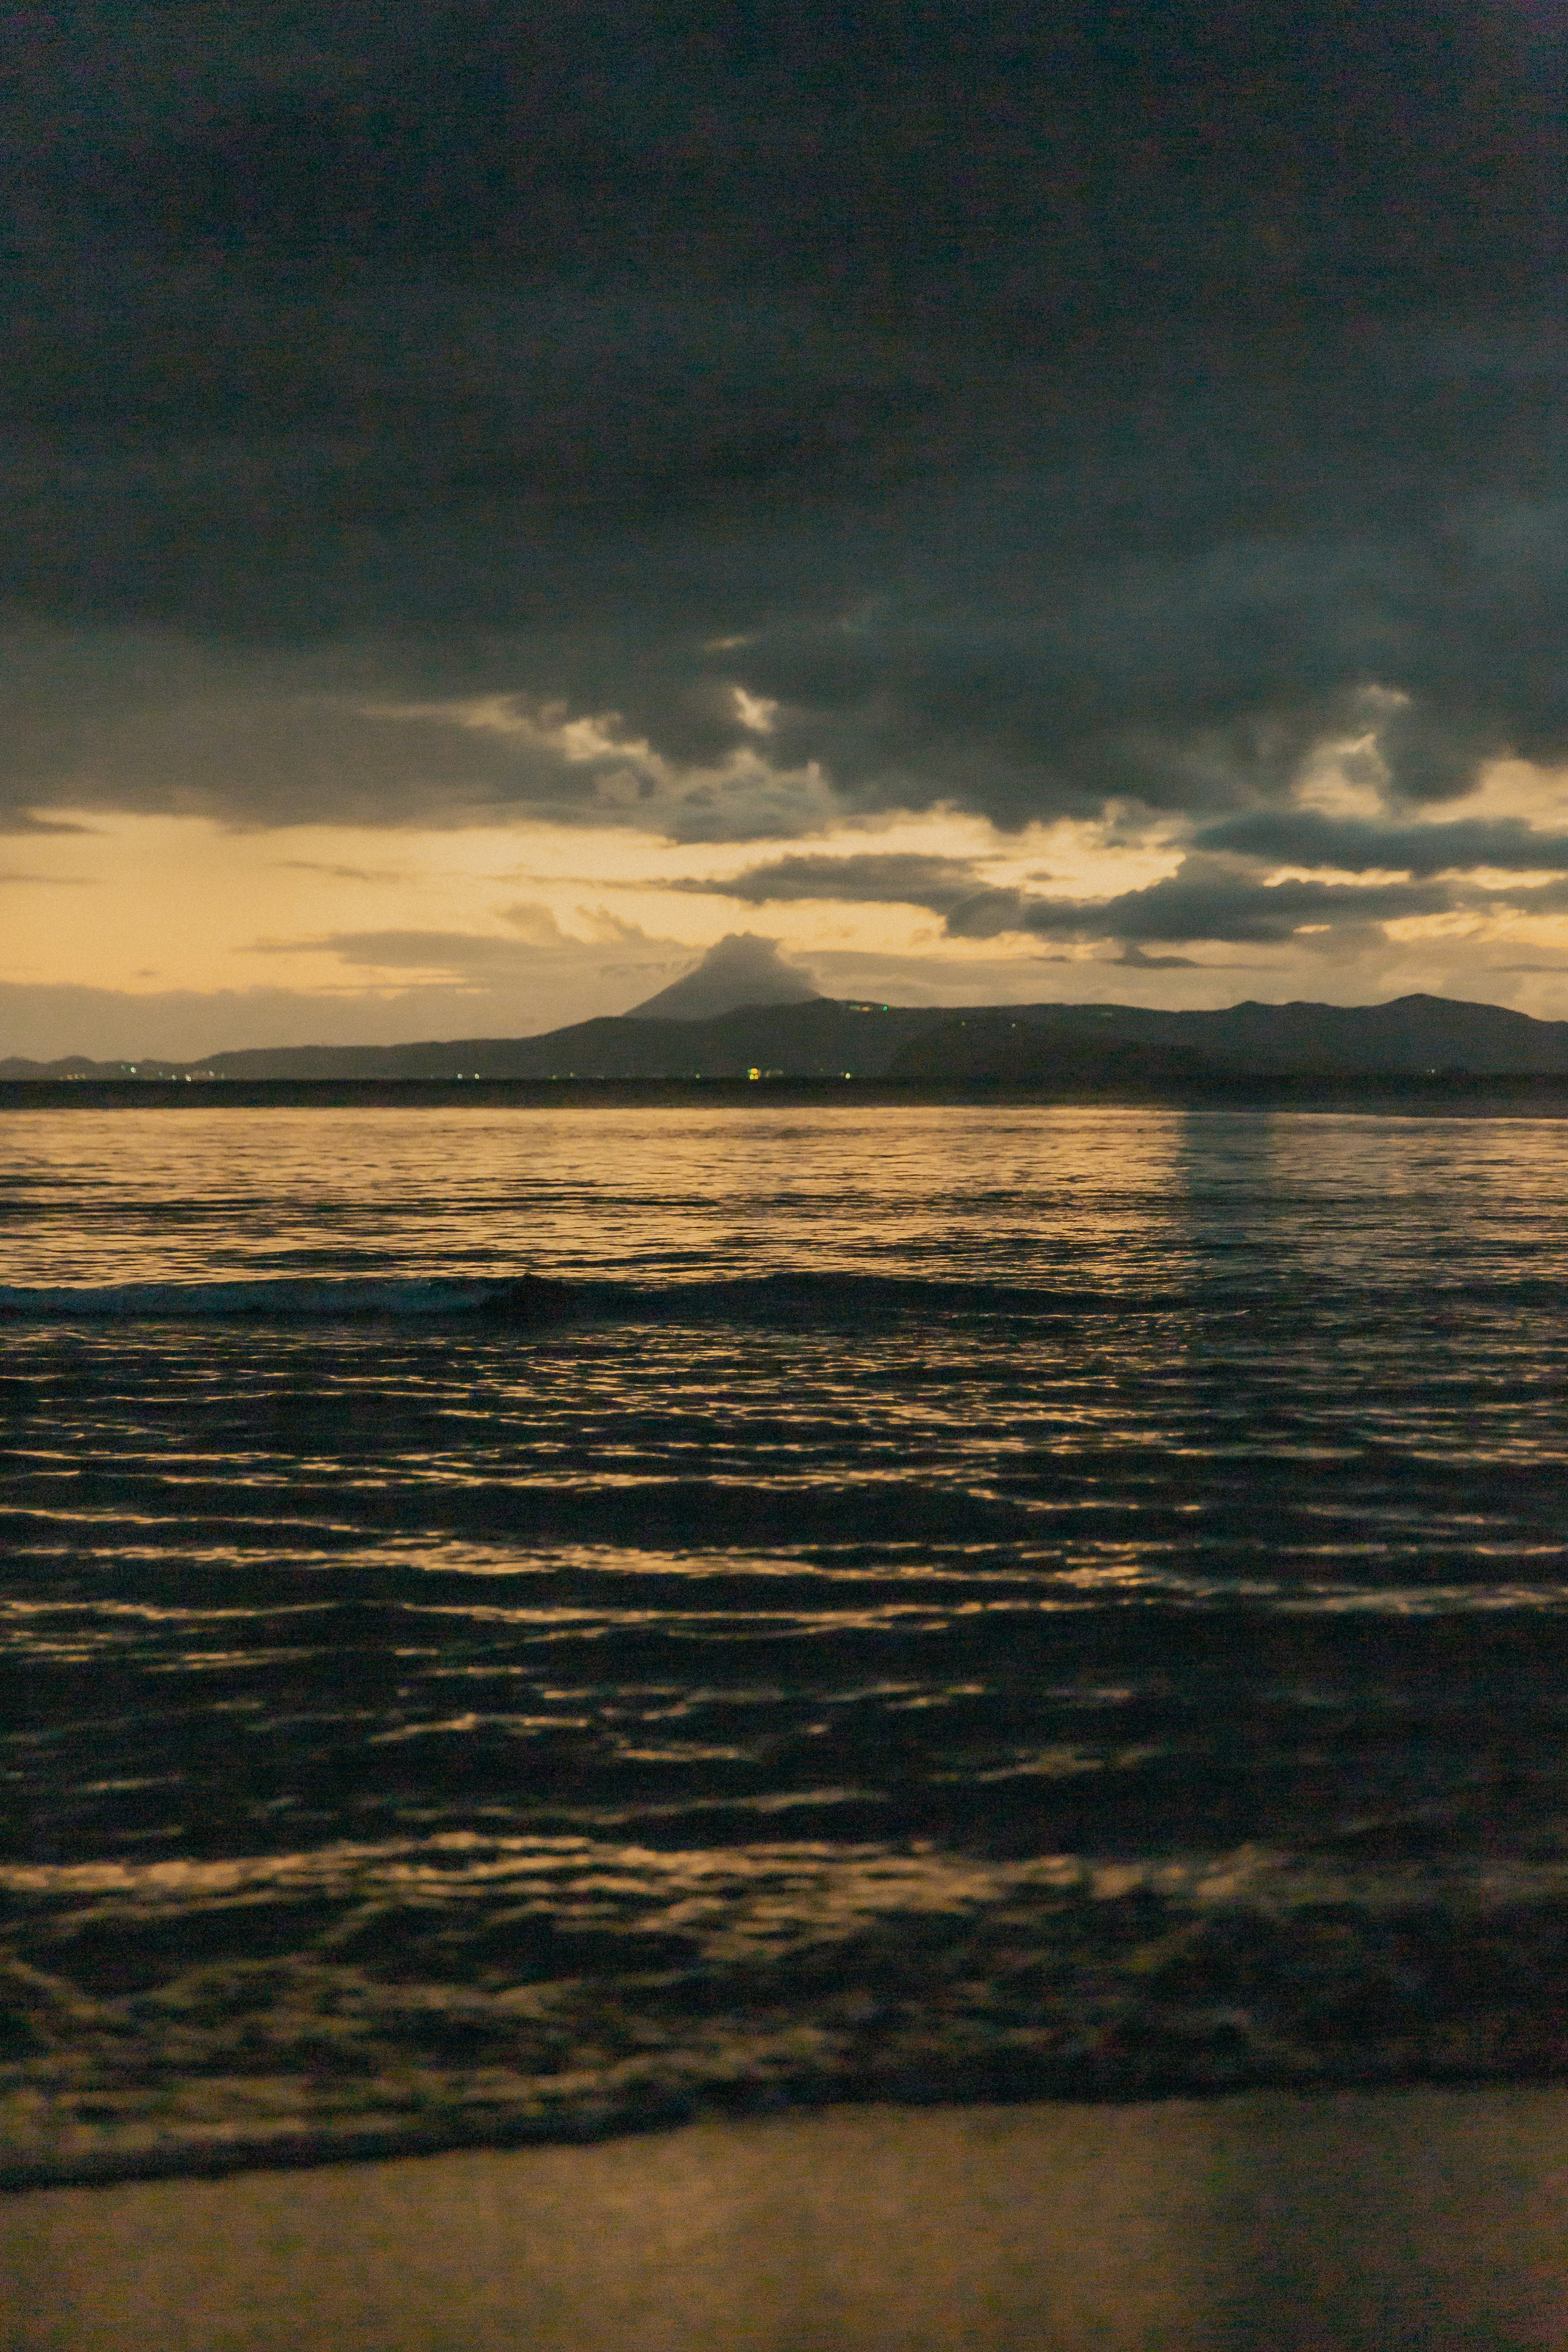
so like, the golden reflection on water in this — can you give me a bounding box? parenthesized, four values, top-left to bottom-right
(7, 1094, 1568, 2157)
(8, 1100, 1568, 1326)
(4, 1101, 1192, 1288)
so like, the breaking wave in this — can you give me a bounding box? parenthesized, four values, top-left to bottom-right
(0, 1270, 1109, 1327)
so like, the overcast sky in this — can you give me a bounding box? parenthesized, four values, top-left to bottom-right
(5, 1, 1568, 1056)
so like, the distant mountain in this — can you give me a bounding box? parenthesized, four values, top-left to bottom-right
(886, 993, 1568, 1080)
(0, 1055, 186, 1079)
(183, 999, 924, 1081)
(627, 932, 820, 1020)
(6, 993, 1568, 1085)
(887, 1020, 1216, 1087)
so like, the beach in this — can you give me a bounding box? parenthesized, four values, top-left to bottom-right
(6, 2086, 1567, 2352)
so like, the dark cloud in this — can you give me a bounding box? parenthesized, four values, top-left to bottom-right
(271, 859, 407, 881)
(1193, 810, 1568, 874)
(0, 1, 1564, 847)
(1031, 866, 1458, 947)
(0, 809, 100, 837)
(699, 841, 1568, 954)
(681, 853, 985, 912)
(245, 927, 534, 973)
(996, 861, 1568, 948)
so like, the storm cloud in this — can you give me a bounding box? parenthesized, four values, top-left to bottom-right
(1191, 810, 1568, 875)
(680, 853, 990, 915)
(2, 0, 1564, 863)
(692, 831, 1568, 956)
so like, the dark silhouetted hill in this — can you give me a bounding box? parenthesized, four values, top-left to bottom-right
(886, 1018, 1216, 1087)
(886, 994, 1568, 1081)
(6, 993, 1568, 1085)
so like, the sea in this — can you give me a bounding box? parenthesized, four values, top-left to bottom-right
(3, 1098, 1567, 2180)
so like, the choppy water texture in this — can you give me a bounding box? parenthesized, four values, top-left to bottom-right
(3, 1103, 1568, 2180)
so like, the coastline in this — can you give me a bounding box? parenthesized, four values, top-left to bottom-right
(7, 2049, 1568, 2199)
(7, 2086, 1567, 2351)
(6, 1073, 1568, 1113)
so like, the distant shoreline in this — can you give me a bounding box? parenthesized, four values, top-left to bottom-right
(7, 1074, 1568, 1113)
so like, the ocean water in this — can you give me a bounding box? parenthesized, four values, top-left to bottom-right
(3, 1101, 1568, 2178)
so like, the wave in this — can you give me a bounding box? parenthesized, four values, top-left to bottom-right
(8, 1841, 1568, 2186)
(0, 1269, 1102, 1327)
(0, 1272, 594, 1325)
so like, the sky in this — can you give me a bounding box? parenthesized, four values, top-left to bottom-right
(4, 0, 1568, 1057)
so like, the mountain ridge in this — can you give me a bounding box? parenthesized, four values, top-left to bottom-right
(7, 992, 1568, 1082)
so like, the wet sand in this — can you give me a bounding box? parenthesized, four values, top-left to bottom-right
(5, 2086, 1567, 2352)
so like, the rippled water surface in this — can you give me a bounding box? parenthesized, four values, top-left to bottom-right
(4, 1102, 1568, 2175)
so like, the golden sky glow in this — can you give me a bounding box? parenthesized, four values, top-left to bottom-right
(2, 806, 1185, 996)
(0, 762, 1561, 1058)
(6, 751, 1568, 1060)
